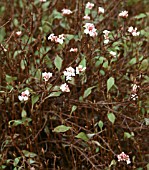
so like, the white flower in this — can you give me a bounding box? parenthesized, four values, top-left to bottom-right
(86, 2, 94, 9)
(18, 90, 30, 102)
(70, 48, 78, 52)
(103, 30, 110, 44)
(98, 7, 104, 14)
(61, 9, 72, 15)
(83, 15, 91, 20)
(119, 10, 128, 18)
(40, 0, 46, 2)
(110, 51, 116, 57)
(48, 33, 57, 41)
(117, 152, 131, 164)
(76, 65, 86, 74)
(16, 31, 22, 36)
(104, 39, 109, 44)
(128, 26, 140, 36)
(60, 83, 70, 92)
(84, 23, 97, 37)
(48, 33, 65, 44)
(63, 66, 75, 81)
(42, 72, 52, 82)
(131, 93, 138, 100)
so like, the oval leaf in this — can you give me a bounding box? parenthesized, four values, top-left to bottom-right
(54, 55, 63, 71)
(107, 113, 116, 124)
(107, 77, 115, 92)
(53, 125, 71, 133)
(31, 95, 39, 107)
(75, 132, 89, 142)
(83, 86, 96, 99)
(98, 120, 103, 131)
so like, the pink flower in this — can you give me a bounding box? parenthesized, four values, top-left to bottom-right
(76, 65, 86, 74)
(86, 2, 94, 9)
(40, 0, 46, 2)
(42, 72, 52, 82)
(61, 9, 72, 15)
(83, 15, 91, 20)
(70, 48, 78, 52)
(119, 10, 128, 18)
(128, 26, 140, 36)
(60, 83, 70, 92)
(18, 90, 30, 102)
(117, 152, 131, 164)
(84, 23, 97, 37)
(98, 7, 104, 14)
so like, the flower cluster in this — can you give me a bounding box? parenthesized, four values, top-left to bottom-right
(103, 30, 110, 44)
(42, 72, 52, 82)
(98, 7, 104, 14)
(18, 90, 30, 102)
(61, 9, 72, 15)
(60, 83, 70, 92)
(128, 26, 140, 36)
(86, 2, 94, 9)
(130, 84, 139, 100)
(63, 66, 76, 81)
(48, 33, 65, 44)
(119, 10, 128, 18)
(117, 152, 131, 164)
(84, 23, 97, 37)
(63, 65, 86, 81)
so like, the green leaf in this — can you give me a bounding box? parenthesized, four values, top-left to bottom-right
(6, 75, 17, 83)
(107, 77, 115, 92)
(129, 57, 136, 65)
(70, 105, 77, 115)
(48, 91, 61, 98)
(22, 150, 37, 158)
(147, 163, 149, 170)
(9, 120, 23, 127)
(98, 120, 103, 131)
(135, 13, 147, 19)
(139, 59, 149, 71)
(54, 55, 63, 71)
(107, 113, 116, 124)
(124, 132, 134, 140)
(83, 86, 96, 99)
(21, 109, 27, 118)
(75, 132, 89, 142)
(53, 125, 71, 133)
(13, 157, 20, 166)
(52, 9, 63, 19)
(31, 95, 39, 107)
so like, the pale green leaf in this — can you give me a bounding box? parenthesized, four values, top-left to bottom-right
(75, 132, 89, 142)
(53, 125, 71, 133)
(98, 120, 103, 131)
(48, 91, 61, 98)
(31, 95, 40, 107)
(107, 113, 116, 124)
(22, 150, 37, 158)
(21, 109, 27, 118)
(83, 86, 96, 99)
(70, 105, 77, 115)
(107, 77, 115, 92)
(54, 55, 63, 71)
